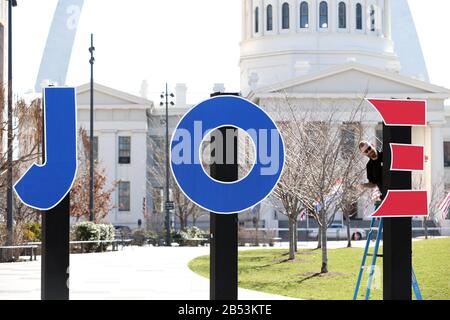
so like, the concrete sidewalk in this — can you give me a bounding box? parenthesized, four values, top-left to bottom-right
(0, 246, 294, 300)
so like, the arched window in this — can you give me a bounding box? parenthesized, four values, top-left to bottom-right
(282, 2, 290, 29)
(267, 5, 273, 31)
(255, 7, 259, 33)
(356, 3, 363, 30)
(319, 1, 328, 28)
(338, 2, 346, 28)
(370, 5, 376, 32)
(300, 2, 309, 28)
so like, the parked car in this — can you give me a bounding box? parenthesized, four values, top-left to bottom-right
(308, 223, 366, 241)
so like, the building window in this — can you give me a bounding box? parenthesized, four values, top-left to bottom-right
(319, 1, 328, 28)
(356, 3, 363, 30)
(255, 7, 259, 33)
(370, 5, 376, 32)
(119, 136, 131, 164)
(300, 2, 309, 28)
(341, 122, 360, 158)
(444, 142, 450, 167)
(267, 5, 273, 31)
(118, 181, 131, 212)
(338, 2, 346, 29)
(93, 136, 98, 162)
(282, 2, 290, 29)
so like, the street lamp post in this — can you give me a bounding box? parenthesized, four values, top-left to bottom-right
(6, 0, 18, 246)
(160, 84, 174, 246)
(89, 34, 95, 222)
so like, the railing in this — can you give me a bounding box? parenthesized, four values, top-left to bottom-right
(27, 239, 132, 254)
(0, 245, 39, 262)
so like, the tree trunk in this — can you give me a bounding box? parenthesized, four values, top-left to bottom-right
(320, 214, 328, 273)
(346, 215, 352, 248)
(179, 215, 186, 231)
(317, 225, 322, 249)
(288, 217, 295, 260)
(294, 219, 298, 252)
(423, 217, 429, 240)
(255, 220, 259, 247)
(192, 216, 197, 227)
(184, 215, 188, 230)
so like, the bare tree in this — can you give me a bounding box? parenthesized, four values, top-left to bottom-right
(271, 118, 311, 260)
(69, 128, 116, 223)
(0, 96, 44, 246)
(269, 94, 367, 272)
(147, 136, 206, 231)
(338, 122, 367, 247)
(413, 175, 445, 239)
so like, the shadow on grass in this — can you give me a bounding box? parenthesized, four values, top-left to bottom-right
(296, 272, 322, 284)
(259, 258, 293, 268)
(296, 272, 349, 284)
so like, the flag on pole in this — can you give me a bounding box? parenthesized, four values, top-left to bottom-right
(437, 191, 450, 220)
(299, 209, 306, 221)
(371, 187, 382, 203)
(251, 203, 261, 215)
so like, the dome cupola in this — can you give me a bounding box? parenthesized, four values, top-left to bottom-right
(240, 0, 400, 94)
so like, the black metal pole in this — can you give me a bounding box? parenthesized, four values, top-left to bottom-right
(164, 83, 171, 246)
(210, 92, 239, 300)
(6, 0, 16, 247)
(89, 34, 95, 222)
(41, 195, 70, 300)
(41, 101, 70, 300)
(382, 125, 412, 300)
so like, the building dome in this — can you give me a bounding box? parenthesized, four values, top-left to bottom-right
(240, 0, 400, 94)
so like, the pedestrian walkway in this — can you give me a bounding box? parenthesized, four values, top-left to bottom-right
(0, 246, 294, 300)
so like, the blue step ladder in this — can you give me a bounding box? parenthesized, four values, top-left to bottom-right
(353, 218, 423, 300)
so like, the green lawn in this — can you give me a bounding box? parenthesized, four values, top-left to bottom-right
(189, 238, 450, 300)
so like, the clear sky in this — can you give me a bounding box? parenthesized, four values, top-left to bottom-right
(11, 0, 450, 105)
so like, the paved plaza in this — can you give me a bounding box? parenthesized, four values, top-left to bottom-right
(0, 246, 296, 300)
(0, 239, 433, 300)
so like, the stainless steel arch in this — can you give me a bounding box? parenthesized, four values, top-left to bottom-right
(35, 0, 84, 92)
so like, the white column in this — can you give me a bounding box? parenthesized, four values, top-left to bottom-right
(362, 123, 378, 146)
(260, 0, 265, 36)
(310, 0, 317, 31)
(101, 130, 118, 223)
(365, 0, 369, 35)
(430, 124, 445, 188)
(330, 0, 336, 32)
(290, 0, 296, 34)
(275, 0, 281, 34)
(247, 0, 253, 39)
(357, 123, 378, 219)
(131, 131, 148, 228)
(383, 0, 392, 39)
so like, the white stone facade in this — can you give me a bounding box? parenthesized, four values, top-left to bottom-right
(76, 83, 153, 229)
(241, 0, 399, 96)
(240, 0, 450, 229)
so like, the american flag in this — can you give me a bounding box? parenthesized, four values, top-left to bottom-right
(299, 209, 306, 221)
(371, 187, 382, 202)
(437, 192, 450, 220)
(251, 203, 261, 215)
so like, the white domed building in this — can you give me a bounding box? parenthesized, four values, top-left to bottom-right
(241, 0, 401, 93)
(239, 0, 450, 232)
